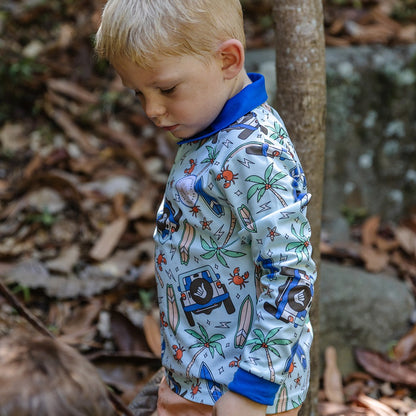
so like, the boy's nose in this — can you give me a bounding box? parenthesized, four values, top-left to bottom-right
(145, 99, 166, 119)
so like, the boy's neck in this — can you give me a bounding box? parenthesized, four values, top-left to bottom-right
(228, 69, 252, 100)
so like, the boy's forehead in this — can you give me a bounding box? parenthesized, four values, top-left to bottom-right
(114, 54, 211, 87)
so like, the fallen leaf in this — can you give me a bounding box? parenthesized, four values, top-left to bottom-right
(356, 394, 399, 416)
(379, 397, 415, 414)
(355, 348, 416, 386)
(89, 216, 128, 261)
(393, 325, 416, 363)
(362, 216, 381, 247)
(0, 123, 28, 152)
(395, 226, 416, 257)
(47, 78, 99, 105)
(46, 244, 80, 274)
(360, 246, 389, 273)
(324, 346, 345, 404)
(318, 402, 368, 415)
(143, 312, 161, 358)
(110, 310, 150, 353)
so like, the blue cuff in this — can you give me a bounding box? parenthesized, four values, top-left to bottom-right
(228, 368, 280, 405)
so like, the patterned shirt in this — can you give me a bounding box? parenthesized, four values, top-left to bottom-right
(153, 73, 316, 413)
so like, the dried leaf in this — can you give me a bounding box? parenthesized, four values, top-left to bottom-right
(44, 105, 99, 154)
(324, 346, 345, 404)
(357, 394, 399, 416)
(379, 397, 415, 414)
(395, 226, 416, 257)
(355, 348, 416, 386)
(362, 216, 381, 247)
(318, 402, 367, 416)
(47, 78, 99, 105)
(375, 235, 399, 253)
(0, 123, 28, 152)
(397, 24, 416, 43)
(46, 245, 80, 274)
(143, 312, 161, 358)
(360, 246, 389, 273)
(5, 259, 50, 288)
(393, 325, 416, 363)
(110, 311, 149, 353)
(89, 216, 128, 261)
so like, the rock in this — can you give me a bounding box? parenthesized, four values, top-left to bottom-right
(246, 45, 416, 225)
(319, 261, 415, 375)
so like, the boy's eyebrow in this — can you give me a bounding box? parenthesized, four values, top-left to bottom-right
(150, 76, 180, 87)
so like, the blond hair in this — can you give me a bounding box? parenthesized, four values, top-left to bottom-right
(95, 0, 245, 67)
(0, 332, 116, 416)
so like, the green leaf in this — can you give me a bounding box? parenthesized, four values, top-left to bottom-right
(186, 329, 204, 342)
(200, 237, 212, 251)
(253, 329, 265, 342)
(268, 339, 292, 346)
(198, 324, 209, 340)
(269, 172, 287, 185)
(249, 344, 262, 353)
(286, 242, 302, 251)
(214, 342, 225, 358)
(209, 237, 218, 249)
(210, 334, 226, 342)
(246, 175, 265, 184)
(221, 249, 245, 258)
(265, 327, 281, 341)
(300, 222, 307, 237)
(268, 346, 281, 357)
(216, 252, 229, 267)
(247, 184, 262, 200)
(190, 342, 205, 349)
(201, 251, 216, 260)
(264, 163, 274, 181)
(257, 188, 266, 202)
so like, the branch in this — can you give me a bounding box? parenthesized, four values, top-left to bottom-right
(0, 280, 54, 338)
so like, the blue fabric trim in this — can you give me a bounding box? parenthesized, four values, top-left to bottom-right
(228, 368, 280, 405)
(177, 73, 268, 145)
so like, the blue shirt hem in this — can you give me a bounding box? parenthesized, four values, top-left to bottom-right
(228, 368, 280, 406)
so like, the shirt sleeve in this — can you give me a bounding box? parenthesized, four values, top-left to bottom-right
(218, 134, 317, 404)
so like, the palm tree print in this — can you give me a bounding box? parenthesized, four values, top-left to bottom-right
(201, 146, 219, 164)
(246, 328, 291, 383)
(246, 163, 288, 207)
(285, 222, 311, 263)
(269, 122, 289, 144)
(185, 324, 225, 378)
(200, 236, 245, 268)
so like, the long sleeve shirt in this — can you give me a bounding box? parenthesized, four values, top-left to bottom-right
(153, 73, 316, 413)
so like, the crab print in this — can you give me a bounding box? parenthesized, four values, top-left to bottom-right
(228, 267, 249, 289)
(172, 344, 185, 363)
(190, 380, 201, 398)
(216, 165, 238, 188)
(156, 252, 167, 271)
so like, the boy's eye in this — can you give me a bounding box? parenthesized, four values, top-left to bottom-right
(160, 86, 176, 95)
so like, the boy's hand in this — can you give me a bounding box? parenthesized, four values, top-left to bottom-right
(212, 391, 267, 416)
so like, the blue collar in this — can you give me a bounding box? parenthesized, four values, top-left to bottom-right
(177, 73, 268, 145)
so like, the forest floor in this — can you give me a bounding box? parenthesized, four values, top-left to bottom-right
(1, 0, 416, 415)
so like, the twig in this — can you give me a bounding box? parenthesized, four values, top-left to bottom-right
(0, 280, 54, 338)
(0, 279, 135, 416)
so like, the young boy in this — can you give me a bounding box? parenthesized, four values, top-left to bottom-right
(0, 331, 117, 416)
(95, 1, 316, 415)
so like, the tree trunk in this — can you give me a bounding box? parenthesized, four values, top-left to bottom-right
(272, 1, 326, 415)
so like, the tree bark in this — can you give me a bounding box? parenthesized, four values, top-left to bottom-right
(272, 1, 326, 415)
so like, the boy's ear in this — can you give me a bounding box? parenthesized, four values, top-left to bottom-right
(216, 39, 245, 79)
